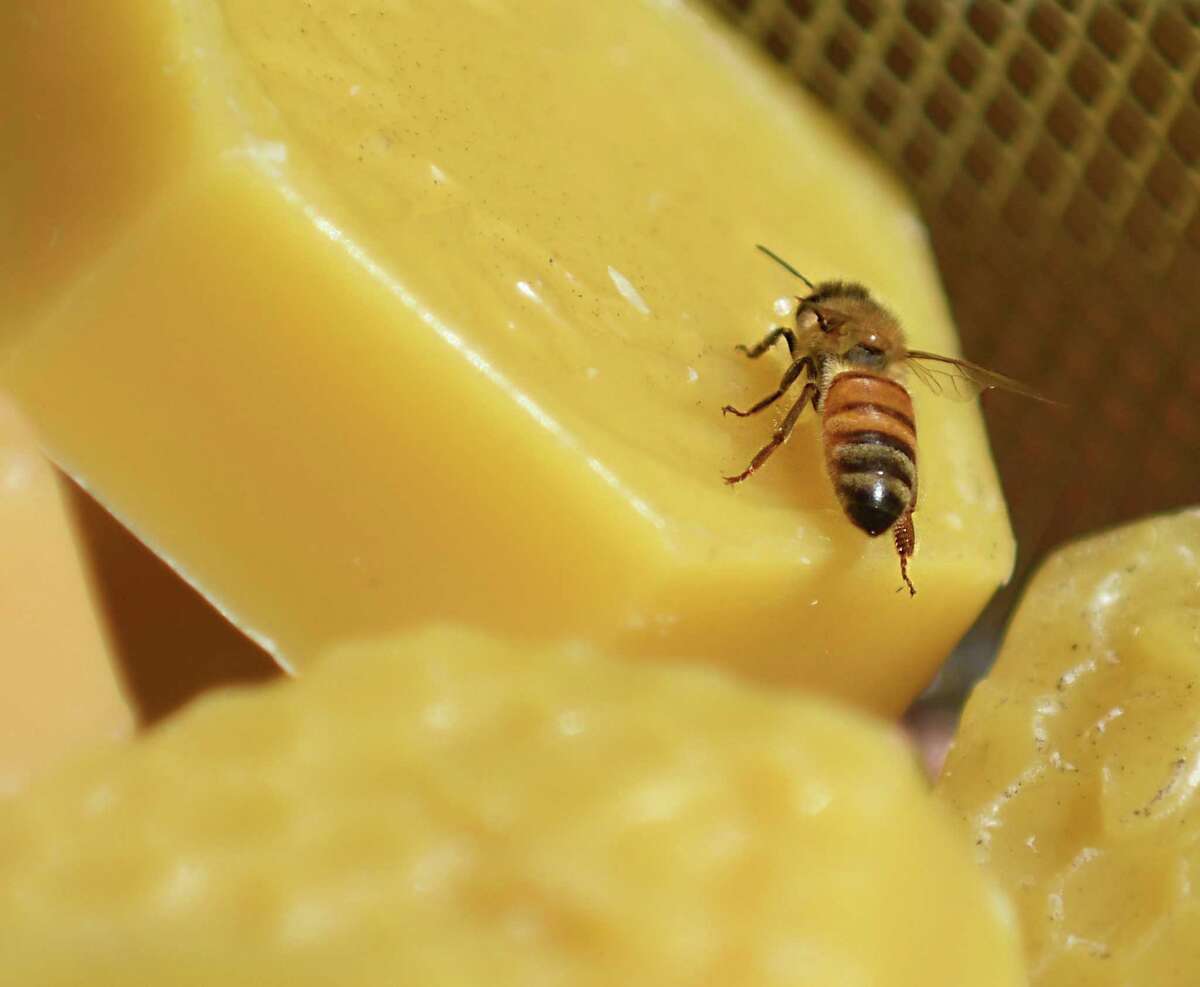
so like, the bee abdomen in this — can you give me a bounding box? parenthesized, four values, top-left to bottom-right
(823, 373, 918, 537)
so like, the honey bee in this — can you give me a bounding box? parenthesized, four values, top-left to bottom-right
(724, 245, 1048, 596)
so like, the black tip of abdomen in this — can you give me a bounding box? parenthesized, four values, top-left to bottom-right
(843, 482, 905, 536)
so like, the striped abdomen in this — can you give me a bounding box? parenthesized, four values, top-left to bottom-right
(822, 371, 918, 536)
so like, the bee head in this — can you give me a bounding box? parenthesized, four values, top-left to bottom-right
(796, 297, 905, 368)
(754, 247, 906, 366)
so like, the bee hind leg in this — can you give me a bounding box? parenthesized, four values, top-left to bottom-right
(893, 512, 916, 596)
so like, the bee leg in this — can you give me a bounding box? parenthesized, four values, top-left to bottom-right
(724, 382, 818, 485)
(893, 512, 916, 596)
(722, 357, 811, 417)
(735, 326, 799, 359)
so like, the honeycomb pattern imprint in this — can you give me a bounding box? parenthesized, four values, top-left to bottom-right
(939, 508, 1200, 986)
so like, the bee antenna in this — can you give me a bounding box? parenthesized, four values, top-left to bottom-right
(755, 244, 816, 292)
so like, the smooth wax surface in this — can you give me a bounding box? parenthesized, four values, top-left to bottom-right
(939, 509, 1200, 985)
(0, 627, 1026, 985)
(1, 0, 1014, 713)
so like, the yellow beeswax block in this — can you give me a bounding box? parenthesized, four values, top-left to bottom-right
(0, 626, 1026, 985)
(938, 509, 1200, 986)
(0, 392, 134, 791)
(1, 0, 1014, 713)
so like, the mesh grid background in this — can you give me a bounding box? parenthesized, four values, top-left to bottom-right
(708, 0, 1200, 697)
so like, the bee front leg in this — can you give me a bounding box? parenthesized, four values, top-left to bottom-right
(723, 382, 818, 485)
(722, 356, 813, 418)
(735, 326, 799, 359)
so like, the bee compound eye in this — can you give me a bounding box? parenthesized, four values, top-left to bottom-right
(845, 343, 886, 365)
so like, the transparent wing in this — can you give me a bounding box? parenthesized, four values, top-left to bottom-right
(904, 358, 975, 401)
(903, 350, 1059, 404)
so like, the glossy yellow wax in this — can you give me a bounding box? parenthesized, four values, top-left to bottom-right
(1, 0, 1013, 713)
(0, 626, 1026, 985)
(939, 509, 1200, 986)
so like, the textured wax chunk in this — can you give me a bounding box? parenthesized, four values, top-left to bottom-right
(938, 509, 1200, 986)
(0, 392, 134, 790)
(1, 0, 1014, 713)
(0, 627, 1025, 985)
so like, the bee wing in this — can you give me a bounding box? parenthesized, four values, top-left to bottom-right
(903, 350, 1060, 404)
(903, 357, 969, 400)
